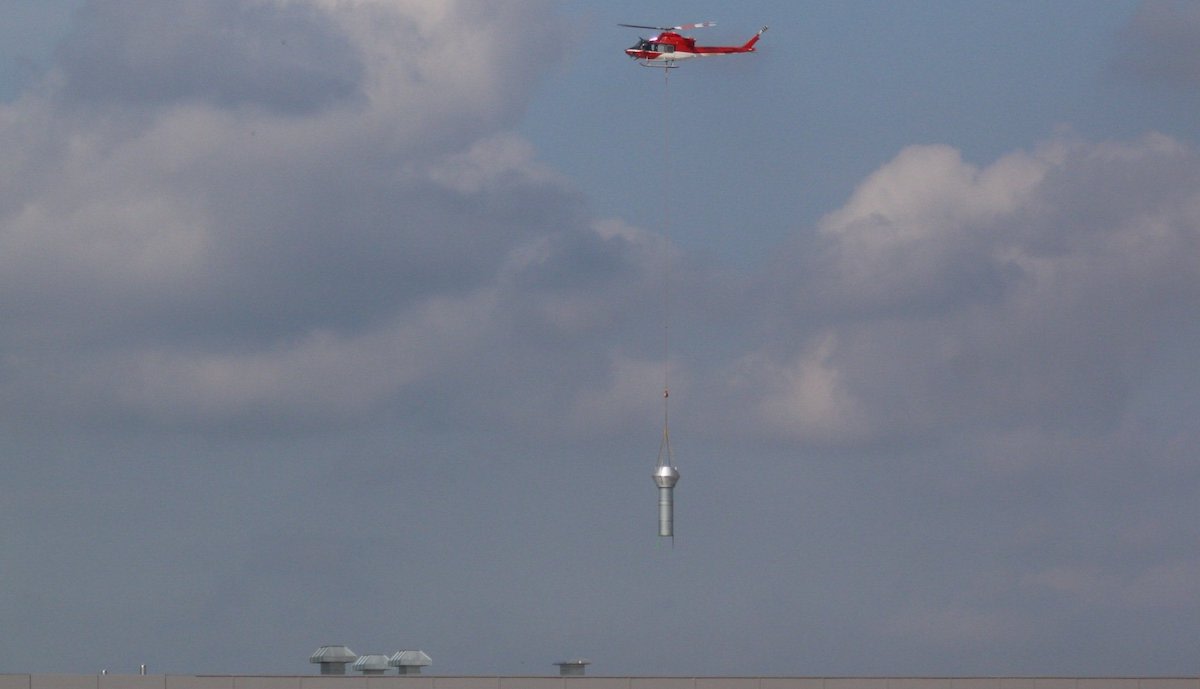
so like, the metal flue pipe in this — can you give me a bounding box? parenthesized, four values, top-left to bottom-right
(654, 465, 680, 537)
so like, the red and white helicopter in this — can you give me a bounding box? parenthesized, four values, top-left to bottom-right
(621, 22, 768, 67)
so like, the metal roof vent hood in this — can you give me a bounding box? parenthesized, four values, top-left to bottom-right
(354, 654, 392, 675)
(390, 650, 432, 675)
(388, 652, 432, 676)
(555, 659, 590, 676)
(310, 645, 357, 675)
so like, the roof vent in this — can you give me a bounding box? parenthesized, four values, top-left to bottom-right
(310, 645, 357, 675)
(555, 660, 590, 676)
(354, 654, 392, 675)
(390, 650, 432, 675)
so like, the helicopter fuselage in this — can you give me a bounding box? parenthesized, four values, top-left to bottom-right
(624, 27, 766, 65)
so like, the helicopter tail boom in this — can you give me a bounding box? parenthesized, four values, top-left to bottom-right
(741, 25, 769, 51)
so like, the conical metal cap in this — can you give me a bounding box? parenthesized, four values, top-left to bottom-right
(653, 464, 679, 488)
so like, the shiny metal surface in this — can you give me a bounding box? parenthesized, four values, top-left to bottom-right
(658, 486, 675, 537)
(653, 464, 679, 488)
(654, 465, 679, 537)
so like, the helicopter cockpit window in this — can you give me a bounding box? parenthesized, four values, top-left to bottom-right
(631, 38, 651, 51)
(651, 42, 674, 53)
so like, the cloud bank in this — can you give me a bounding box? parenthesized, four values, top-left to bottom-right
(3, 0, 1199, 677)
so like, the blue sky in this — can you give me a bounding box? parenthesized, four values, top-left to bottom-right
(523, 0, 1185, 262)
(0, 1, 80, 101)
(2, 0, 1200, 679)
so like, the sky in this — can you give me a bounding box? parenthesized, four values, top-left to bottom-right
(2, 0, 1200, 678)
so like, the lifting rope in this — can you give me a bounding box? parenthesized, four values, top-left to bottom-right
(653, 64, 677, 547)
(656, 64, 674, 475)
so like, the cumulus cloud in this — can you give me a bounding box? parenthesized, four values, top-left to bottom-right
(9, 16, 1200, 454)
(739, 134, 1200, 447)
(0, 0, 607, 433)
(5, 0, 1200, 459)
(4, 0, 1200, 675)
(704, 133, 1200, 652)
(732, 332, 867, 445)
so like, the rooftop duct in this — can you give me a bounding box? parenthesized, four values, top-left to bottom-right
(390, 650, 432, 675)
(354, 654, 392, 675)
(310, 645, 357, 675)
(555, 660, 590, 676)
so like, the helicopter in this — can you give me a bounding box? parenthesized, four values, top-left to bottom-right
(621, 22, 768, 67)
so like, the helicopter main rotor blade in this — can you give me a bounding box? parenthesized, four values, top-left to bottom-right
(619, 21, 716, 31)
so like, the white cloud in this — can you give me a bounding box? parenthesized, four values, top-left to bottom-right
(813, 142, 1057, 315)
(7, 9, 1200, 456)
(5, 1, 1200, 677)
(741, 134, 1200, 446)
(428, 132, 567, 194)
(732, 332, 866, 444)
(822, 143, 1052, 245)
(0, 0, 582, 433)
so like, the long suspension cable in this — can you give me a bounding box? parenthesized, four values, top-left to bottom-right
(656, 64, 674, 471)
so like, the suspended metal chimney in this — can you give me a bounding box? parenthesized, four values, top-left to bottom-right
(654, 465, 679, 537)
(389, 650, 432, 675)
(310, 645, 357, 675)
(555, 660, 590, 676)
(354, 654, 391, 676)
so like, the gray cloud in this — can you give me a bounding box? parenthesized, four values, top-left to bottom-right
(57, 0, 365, 113)
(3, 0, 1200, 678)
(737, 135, 1200, 447)
(1113, 0, 1200, 89)
(1, 0, 578, 434)
(709, 134, 1200, 671)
